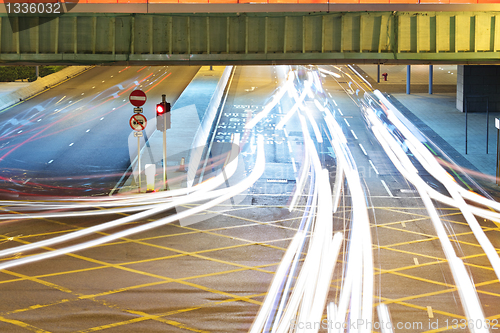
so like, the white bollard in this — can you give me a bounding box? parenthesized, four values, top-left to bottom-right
(145, 164, 156, 193)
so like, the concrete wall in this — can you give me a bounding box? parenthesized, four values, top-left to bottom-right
(456, 65, 500, 112)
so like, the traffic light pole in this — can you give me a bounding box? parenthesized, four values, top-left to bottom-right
(163, 116, 167, 190)
(162, 94, 167, 191)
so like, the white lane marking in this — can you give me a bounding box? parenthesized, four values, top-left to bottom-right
(283, 128, 289, 138)
(400, 189, 418, 193)
(359, 144, 368, 156)
(350, 130, 358, 139)
(414, 257, 419, 265)
(380, 180, 393, 197)
(287, 141, 293, 153)
(338, 108, 343, 116)
(69, 143, 74, 147)
(291, 157, 297, 174)
(48, 160, 53, 164)
(369, 160, 379, 175)
(332, 99, 337, 106)
(86, 129, 90, 133)
(344, 118, 350, 127)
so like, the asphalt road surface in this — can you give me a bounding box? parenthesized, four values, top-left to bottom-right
(0, 65, 199, 197)
(0, 65, 499, 333)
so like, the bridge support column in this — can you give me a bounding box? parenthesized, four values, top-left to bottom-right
(406, 65, 411, 95)
(456, 65, 500, 112)
(429, 65, 433, 95)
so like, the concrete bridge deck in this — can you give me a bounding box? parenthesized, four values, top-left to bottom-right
(1, 7, 500, 65)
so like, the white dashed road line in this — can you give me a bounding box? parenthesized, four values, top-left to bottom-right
(380, 180, 393, 197)
(369, 160, 379, 175)
(359, 144, 368, 156)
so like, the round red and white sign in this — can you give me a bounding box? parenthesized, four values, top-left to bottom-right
(129, 90, 147, 107)
(130, 114, 147, 131)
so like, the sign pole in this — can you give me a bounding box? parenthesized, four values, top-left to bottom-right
(162, 94, 167, 190)
(134, 132, 142, 193)
(137, 133, 142, 193)
(128, 90, 147, 193)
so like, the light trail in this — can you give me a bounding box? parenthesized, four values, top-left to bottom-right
(323, 64, 500, 331)
(358, 87, 491, 330)
(374, 90, 500, 281)
(0, 135, 266, 271)
(244, 74, 293, 130)
(324, 107, 373, 333)
(0, 142, 240, 213)
(0, 135, 245, 260)
(0, 171, 232, 221)
(252, 66, 373, 333)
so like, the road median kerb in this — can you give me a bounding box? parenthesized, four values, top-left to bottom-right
(0, 66, 93, 111)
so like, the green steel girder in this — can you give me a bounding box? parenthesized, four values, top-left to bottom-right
(1, 11, 500, 65)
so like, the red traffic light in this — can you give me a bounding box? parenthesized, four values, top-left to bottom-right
(156, 103, 165, 116)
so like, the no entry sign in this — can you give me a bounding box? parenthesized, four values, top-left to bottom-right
(130, 114, 147, 131)
(129, 90, 147, 107)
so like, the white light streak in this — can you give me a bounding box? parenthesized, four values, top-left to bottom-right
(0, 136, 266, 271)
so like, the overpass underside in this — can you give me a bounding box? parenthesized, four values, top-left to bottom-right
(2, 10, 500, 65)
